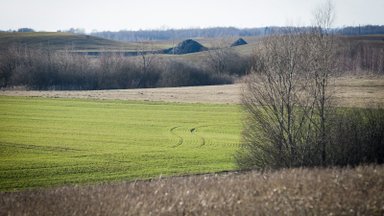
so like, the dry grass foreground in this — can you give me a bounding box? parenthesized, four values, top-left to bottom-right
(1, 76, 384, 107)
(1, 165, 383, 215)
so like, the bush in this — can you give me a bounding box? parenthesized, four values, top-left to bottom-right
(339, 42, 384, 74)
(0, 46, 237, 90)
(205, 49, 251, 76)
(236, 107, 384, 169)
(159, 60, 197, 87)
(328, 107, 384, 166)
(159, 60, 232, 87)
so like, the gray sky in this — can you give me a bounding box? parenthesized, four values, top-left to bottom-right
(1, 0, 383, 32)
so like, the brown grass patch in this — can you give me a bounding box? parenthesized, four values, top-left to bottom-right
(1, 76, 383, 107)
(332, 76, 384, 107)
(1, 165, 383, 215)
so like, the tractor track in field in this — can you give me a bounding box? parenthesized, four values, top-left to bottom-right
(170, 125, 209, 148)
(190, 126, 208, 147)
(170, 126, 184, 148)
(0, 141, 81, 152)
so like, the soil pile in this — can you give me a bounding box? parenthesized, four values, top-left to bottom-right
(164, 39, 208, 54)
(230, 38, 248, 47)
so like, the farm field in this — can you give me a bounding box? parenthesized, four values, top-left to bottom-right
(0, 96, 242, 191)
(1, 75, 383, 192)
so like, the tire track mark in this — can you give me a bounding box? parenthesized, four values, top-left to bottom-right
(169, 126, 184, 148)
(190, 125, 208, 147)
(0, 141, 81, 152)
(210, 142, 242, 148)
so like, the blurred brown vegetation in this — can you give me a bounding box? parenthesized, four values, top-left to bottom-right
(1, 165, 383, 215)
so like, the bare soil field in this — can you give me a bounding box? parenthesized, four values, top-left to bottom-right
(1, 76, 384, 107)
(1, 165, 383, 215)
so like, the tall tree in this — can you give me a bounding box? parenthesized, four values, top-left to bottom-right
(237, 1, 337, 169)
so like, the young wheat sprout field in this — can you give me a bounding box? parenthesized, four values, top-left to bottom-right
(0, 96, 241, 190)
(0, 77, 383, 215)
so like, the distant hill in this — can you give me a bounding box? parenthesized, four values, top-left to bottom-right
(0, 32, 166, 51)
(1, 31, 382, 58)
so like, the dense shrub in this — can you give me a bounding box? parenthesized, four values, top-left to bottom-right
(205, 49, 251, 76)
(159, 60, 232, 87)
(236, 106, 384, 169)
(328, 107, 384, 166)
(337, 40, 384, 74)
(0, 46, 236, 90)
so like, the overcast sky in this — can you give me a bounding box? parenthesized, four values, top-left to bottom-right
(1, 0, 383, 32)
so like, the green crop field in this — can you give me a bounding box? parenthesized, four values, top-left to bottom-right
(0, 96, 242, 191)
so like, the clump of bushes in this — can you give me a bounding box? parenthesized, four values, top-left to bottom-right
(337, 39, 384, 74)
(327, 107, 384, 166)
(236, 107, 384, 169)
(158, 60, 232, 87)
(0, 45, 237, 90)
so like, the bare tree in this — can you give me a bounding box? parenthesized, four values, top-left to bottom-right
(237, 1, 338, 169)
(238, 31, 319, 168)
(95, 52, 124, 89)
(0, 45, 27, 88)
(205, 38, 234, 74)
(135, 41, 158, 88)
(309, 0, 337, 165)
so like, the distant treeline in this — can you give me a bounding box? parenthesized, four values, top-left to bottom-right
(91, 25, 384, 42)
(2, 25, 383, 41)
(339, 25, 384, 35)
(92, 27, 265, 41)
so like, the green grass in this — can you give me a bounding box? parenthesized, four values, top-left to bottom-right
(0, 96, 242, 191)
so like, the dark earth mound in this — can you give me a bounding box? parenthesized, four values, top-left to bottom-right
(230, 38, 248, 47)
(163, 39, 208, 54)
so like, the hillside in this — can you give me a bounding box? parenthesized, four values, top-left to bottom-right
(0, 32, 168, 51)
(0, 31, 260, 54)
(1, 32, 382, 55)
